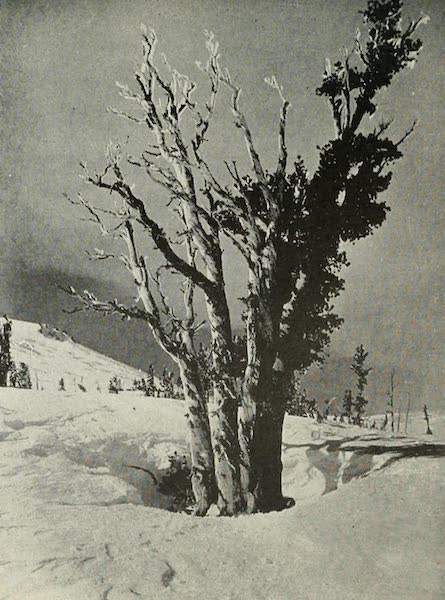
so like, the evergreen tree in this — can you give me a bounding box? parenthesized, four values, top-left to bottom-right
(307, 398, 317, 419)
(350, 345, 372, 425)
(8, 362, 18, 387)
(176, 376, 183, 399)
(146, 364, 155, 396)
(387, 369, 396, 432)
(286, 374, 309, 417)
(0, 332, 12, 387)
(342, 389, 354, 423)
(158, 452, 194, 513)
(109, 376, 122, 394)
(17, 363, 32, 389)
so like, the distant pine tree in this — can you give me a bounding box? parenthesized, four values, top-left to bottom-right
(307, 397, 317, 419)
(286, 374, 309, 416)
(387, 369, 396, 433)
(0, 330, 12, 387)
(8, 361, 32, 389)
(17, 363, 32, 389)
(342, 389, 353, 423)
(350, 345, 372, 426)
(176, 376, 183, 399)
(108, 376, 122, 394)
(145, 364, 155, 396)
(8, 361, 18, 387)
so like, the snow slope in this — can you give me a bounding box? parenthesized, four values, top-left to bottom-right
(1, 387, 444, 599)
(9, 319, 149, 392)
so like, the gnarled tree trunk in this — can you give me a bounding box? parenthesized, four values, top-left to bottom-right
(239, 295, 275, 511)
(240, 357, 290, 512)
(178, 359, 216, 515)
(206, 291, 244, 515)
(255, 368, 291, 511)
(239, 265, 289, 512)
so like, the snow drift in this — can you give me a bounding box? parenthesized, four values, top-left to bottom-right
(0, 320, 443, 598)
(1, 388, 444, 599)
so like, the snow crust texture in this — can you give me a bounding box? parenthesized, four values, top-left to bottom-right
(1, 386, 444, 600)
(0, 320, 443, 599)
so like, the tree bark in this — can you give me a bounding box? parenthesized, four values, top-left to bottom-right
(241, 363, 291, 512)
(257, 369, 293, 511)
(239, 292, 275, 511)
(206, 291, 244, 515)
(178, 360, 216, 515)
(238, 265, 289, 512)
(173, 163, 244, 515)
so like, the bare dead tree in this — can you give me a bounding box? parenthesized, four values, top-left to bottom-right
(423, 404, 433, 435)
(405, 390, 412, 435)
(387, 369, 396, 433)
(62, 194, 216, 515)
(65, 28, 245, 514)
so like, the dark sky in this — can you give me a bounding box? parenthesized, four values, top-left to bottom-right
(1, 0, 443, 409)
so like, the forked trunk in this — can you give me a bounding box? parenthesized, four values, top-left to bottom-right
(179, 361, 216, 515)
(178, 171, 243, 514)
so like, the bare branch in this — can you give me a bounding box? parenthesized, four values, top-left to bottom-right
(374, 117, 394, 138)
(64, 193, 112, 236)
(265, 76, 291, 179)
(120, 221, 184, 352)
(85, 248, 116, 261)
(404, 13, 430, 40)
(224, 160, 243, 188)
(219, 72, 268, 189)
(193, 30, 221, 151)
(127, 154, 184, 197)
(395, 120, 417, 147)
(81, 149, 215, 295)
(59, 284, 150, 321)
(147, 264, 181, 326)
(107, 106, 146, 124)
(354, 28, 368, 66)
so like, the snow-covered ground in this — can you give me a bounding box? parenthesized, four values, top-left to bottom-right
(0, 321, 444, 599)
(0, 388, 444, 599)
(9, 319, 149, 392)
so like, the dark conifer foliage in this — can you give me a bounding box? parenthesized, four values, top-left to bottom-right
(342, 389, 354, 423)
(350, 345, 372, 424)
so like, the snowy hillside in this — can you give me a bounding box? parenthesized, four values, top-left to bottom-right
(0, 321, 444, 598)
(9, 319, 149, 392)
(0, 385, 444, 599)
